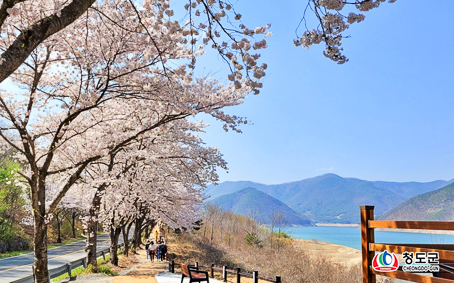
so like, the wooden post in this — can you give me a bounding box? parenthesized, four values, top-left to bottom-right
(82, 258, 87, 269)
(101, 251, 106, 260)
(211, 263, 214, 278)
(253, 271, 258, 283)
(236, 267, 240, 283)
(171, 260, 175, 273)
(360, 205, 376, 283)
(276, 275, 281, 283)
(223, 265, 227, 282)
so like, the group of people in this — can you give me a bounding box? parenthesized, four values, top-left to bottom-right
(145, 239, 167, 262)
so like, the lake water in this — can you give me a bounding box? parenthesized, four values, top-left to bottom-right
(290, 226, 454, 250)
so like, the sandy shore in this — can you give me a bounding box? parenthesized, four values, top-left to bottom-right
(292, 238, 361, 268)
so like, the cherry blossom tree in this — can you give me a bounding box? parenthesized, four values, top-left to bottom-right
(0, 0, 396, 91)
(61, 118, 226, 266)
(0, 1, 398, 282)
(0, 0, 269, 85)
(296, 0, 397, 64)
(0, 1, 268, 281)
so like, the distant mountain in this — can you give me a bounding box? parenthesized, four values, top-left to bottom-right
(372, 180, 450, 199)
(205, 181, 268, 200)
(209, 187, 312, 226)
(379, 182, 454, 221)
(205, 174, 452, 224)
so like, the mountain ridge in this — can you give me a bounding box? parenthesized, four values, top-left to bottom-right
(379, 182, 454, 221)
(205, 174, 452, 224)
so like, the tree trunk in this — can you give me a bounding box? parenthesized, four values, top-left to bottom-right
(33, 212, 49, 283)
(144, 226, 150, 240)
(109, 225, 121, 265)
(85, 194, 100, 268)
(132, 217, 144, 250)
(122, 224, 129, 257)
(71, 212, 77, 238)
(33, 179, 50, 283)
(56, 216, 62, 243)
(210, 222, 214, 244)
(55, 211, 63, 244)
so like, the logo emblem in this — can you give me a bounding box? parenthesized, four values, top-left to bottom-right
(372, 250, 399, 272)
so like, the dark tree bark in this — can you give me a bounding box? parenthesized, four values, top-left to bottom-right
(54, 210, 68, 243)
(56, 215, 62, 244)
(33, 207, 49, 283)
(85, 193, 100, 268)
(132, 216, 144, 250)
(109, 225, 122, 265)
(32, 174, 49, 283)
(0, 0, 96, 84)
(70, 211, 79, 238)
(144, 225, 150, 240)
(71, 212, 77, 238)
(121, 221, 133, 257)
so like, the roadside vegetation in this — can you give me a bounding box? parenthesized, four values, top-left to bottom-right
(52, 253, 118, 282)
(0, 153, 90, 257)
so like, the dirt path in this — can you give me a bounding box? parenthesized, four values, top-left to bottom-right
(112, 250, 166, 283)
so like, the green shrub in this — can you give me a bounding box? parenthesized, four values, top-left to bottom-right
(98, 265, 118, 276)
(245, 233, 262, 247)
(272, 231, 291, 239)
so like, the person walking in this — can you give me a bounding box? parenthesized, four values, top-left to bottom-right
(160, 242, 167, 261)
(155, 241, 162, 262)
(159, 228, 163, 242)
(148, 241, 156, 262)
(154, 229, 159, 242)
(145, 240, 150, 260)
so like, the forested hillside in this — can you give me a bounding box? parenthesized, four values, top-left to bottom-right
(380, 182, 454, 221)
(209, 187, 312, 226)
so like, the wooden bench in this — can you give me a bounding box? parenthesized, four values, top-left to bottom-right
(180, 263, 210, 283)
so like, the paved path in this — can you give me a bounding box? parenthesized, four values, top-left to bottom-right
(111, 250, 223, 283)
(155, 273, 223, 283)
(0, 233, 128, 282)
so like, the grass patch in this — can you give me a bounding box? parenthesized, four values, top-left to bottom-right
(52, 264, 86, 282)
(0, 250, 33, 259)
(52, 255, 117, 282)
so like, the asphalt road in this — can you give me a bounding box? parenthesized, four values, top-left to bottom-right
(0, 233, 129, 282)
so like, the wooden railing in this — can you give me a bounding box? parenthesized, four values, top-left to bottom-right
(169, 261, 282, 283)
(361, 205, 454, 283)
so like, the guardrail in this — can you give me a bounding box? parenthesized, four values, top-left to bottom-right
(10, 243, 125, 283)
(168, 261, 282, 283)
(361, 205, 454, 282)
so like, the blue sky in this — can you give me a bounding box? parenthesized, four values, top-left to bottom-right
(192, 0, 454, 184)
